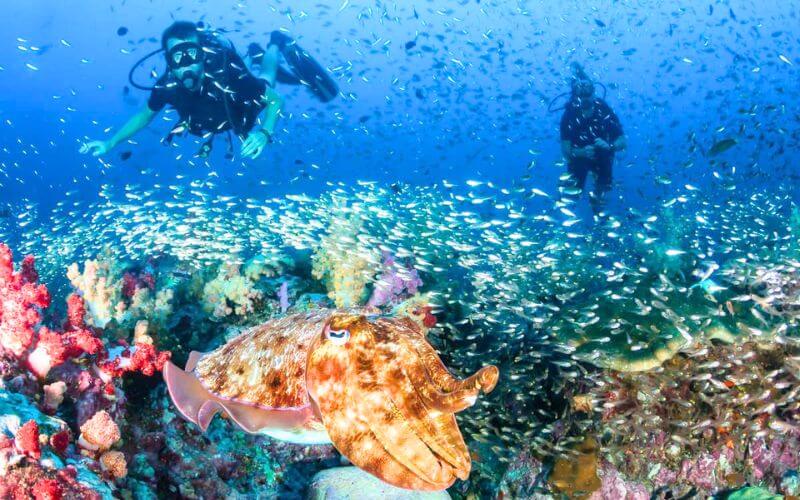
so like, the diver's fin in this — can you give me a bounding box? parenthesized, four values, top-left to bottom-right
(276, 66, 302, 85)
(247, 43, 264, 67)
(269, 31, 339, 102)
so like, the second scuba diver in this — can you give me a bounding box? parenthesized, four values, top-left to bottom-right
(557, 63, 626, 218)
(80, 21, 338, 160)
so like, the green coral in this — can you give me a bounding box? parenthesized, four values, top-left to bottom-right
(789, 205, 800, 259)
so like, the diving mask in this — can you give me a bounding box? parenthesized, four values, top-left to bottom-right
(167, 42, 204, 69)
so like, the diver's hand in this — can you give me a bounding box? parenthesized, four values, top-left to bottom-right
(594, 138, 611, 151)
(80, 140, 112, 157)
(241, 130, 270, 159)
(575, 145, 596, 160)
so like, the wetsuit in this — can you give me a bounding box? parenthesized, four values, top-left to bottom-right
(559, 98, 623, 208)
(148, 36, 268, 151)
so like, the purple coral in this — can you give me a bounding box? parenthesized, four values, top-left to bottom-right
(590, 461, 649, 500)
(367, 252, 423, 308)
(277, 282, 290, 313)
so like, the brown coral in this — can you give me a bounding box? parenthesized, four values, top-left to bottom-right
(99, 450, 127, 479)
(549, 436, 601, 499)
(78, 410, 120, 452)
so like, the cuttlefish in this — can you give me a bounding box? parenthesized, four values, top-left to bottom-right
(163, 307, 499, 491)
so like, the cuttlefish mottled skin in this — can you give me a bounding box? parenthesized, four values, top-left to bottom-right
(163, 308, 498, 491)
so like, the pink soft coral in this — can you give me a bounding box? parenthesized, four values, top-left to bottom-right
(26, 294, 104, 379)
(1, 243, 169, 382)
(0, 244, 51, 357)
(1, 244, 106, 378)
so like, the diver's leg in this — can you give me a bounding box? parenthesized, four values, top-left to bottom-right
(247, 43, 265, 76)
(260, 44, 280, 88)
(269, 30, 338, 102)
(558, 161, 588, 208)
(589, 159, 612, 218)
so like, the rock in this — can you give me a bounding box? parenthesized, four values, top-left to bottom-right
(306, 466, 451, 500)
(0, 388, 67, 439)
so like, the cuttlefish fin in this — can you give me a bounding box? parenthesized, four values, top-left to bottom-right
(197, 400, 223, 432)
(185, 351, 204, 371)
(163, 360, 318, 436)
(163, 360, 210, 428)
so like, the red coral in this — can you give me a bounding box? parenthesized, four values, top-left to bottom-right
(129, 343, 171, 376)
(49, 430, 70, 455)
(15, 420, 41, 460)
(32, 478, 62, 500)
(100, 343, 171, 378)
(140, 272, 156, 290)
(0, 463, 100, 500)
(20, 255, 39, 285)
(0, 244, 51, 357)
(64, 293, 85, 331)
(121, 273, 138, 299)
(122, 271, 156, 299)
(27, 322, 104, 379)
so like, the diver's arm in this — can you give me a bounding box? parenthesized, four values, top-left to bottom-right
(563, 140, 594, 160)
(80, 107, 158, 157)
(107, 107, 158, 150)
(241, 87, 284, 159)
(259, 86, 283, 137)
(611, 135, 627, 152)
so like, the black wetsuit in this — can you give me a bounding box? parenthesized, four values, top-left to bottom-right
(148, 36, 268, 139)
(559, 98, 623, 195)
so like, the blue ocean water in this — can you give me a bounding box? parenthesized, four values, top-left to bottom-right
(2, 2, 796, 214)
(0, 1, 799, 498)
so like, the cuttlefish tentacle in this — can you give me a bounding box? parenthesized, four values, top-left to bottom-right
(307, 337, 444, 490)
(390, 325, 498, 412)
(355, 344, 458, 488)
(376, 346, 471, 479)
(398, 323, 498, 394)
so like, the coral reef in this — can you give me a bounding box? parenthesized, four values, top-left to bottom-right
(593, 337, 800, 495)
(0, 244, 168, 496)
(0, 388, 114, 499)
(201, 262, 263, 319)
(3, 185, 799, 498)
(119, 385, 339, 498)
(367, 251, 424, 308)
(312, 211, 379, 308)
(67, 256, 175, 342)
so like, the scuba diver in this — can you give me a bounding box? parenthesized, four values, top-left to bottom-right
(555, 63, 626, 218)
(80, 21, 338, 160)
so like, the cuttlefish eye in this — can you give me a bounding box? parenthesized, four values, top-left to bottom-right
(325, 328, 350, 345)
